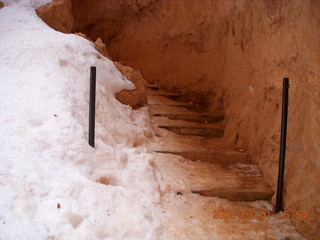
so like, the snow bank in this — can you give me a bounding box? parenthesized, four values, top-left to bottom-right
(0, 1, 162, 239)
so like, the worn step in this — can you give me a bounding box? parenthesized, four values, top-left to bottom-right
(146, 82, 161, 90)
(148, 95, 203, 112)
(148, 137, 249, 164)
(150, 105, 224, 124)
(154, 113, 225, 123)
(153, 153, 273, 202)
(147, 95, 193, 107)
(147, 88, 180, 97)
(192, 177, 274, 201)
(153, 117, 224, 137)
(158, 126, 224, 138)
(153, 150, 248, 164)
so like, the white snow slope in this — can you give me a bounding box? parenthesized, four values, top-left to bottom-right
(0, 1, 163, 239)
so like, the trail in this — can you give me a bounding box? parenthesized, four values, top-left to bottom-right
(146, 86, 304, 240)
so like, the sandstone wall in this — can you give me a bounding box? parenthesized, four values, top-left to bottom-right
(36, 0, 74, 33)
(71, 0, 229, 111)
(42, 0, 320, 238)
(221, 2, 320, 238)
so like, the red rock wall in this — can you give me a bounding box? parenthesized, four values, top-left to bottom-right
(36, 0, 74, 33)
(71, 0, 229, 111)
(221, 2, 320, 238)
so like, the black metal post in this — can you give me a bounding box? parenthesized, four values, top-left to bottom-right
(276, 78, 289, 212)
(88, 66, 96, 148)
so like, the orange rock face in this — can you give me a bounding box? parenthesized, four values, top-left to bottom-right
(97, 177, 110, 185)
(36, 0, 74, 33)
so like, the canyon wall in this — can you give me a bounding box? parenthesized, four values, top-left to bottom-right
(40, 0, 320, 238)
(220, 1, 320, 239)
(71, 0, 229, 111)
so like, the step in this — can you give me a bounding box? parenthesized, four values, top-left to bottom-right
(153, 153, 273, 201)
(147, 88, 180, 96)
(153, 150, 248, 164)
(150, 105, 224, 124)
(158, 126, 224, 138)
(153, 117, 224, 138)
(146, 82, 161, 90)
(147, 95, 201, 112)
(154, 113, 225, 123)
(148, 137, 249, 164)
(192, 177, 274, 201)
(147, 95, 193, 107)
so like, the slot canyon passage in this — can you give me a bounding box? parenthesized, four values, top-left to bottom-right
(11, 0, 320, 239)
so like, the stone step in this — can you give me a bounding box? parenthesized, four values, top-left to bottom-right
(154, 113, 225, 123)
(148, 137, 249, 164)
(153, 153, 273, 202)
(153, 117, 225, 137)
(153, 150, 248, 164)
(147, 95, 199, 111)
(148, 95, 202, 112)
(146, 82, 161, 90)
(192, 177, 274, 201)
(147, 95, 193, 107)
(150, 105, 224, 124)
(147, 88, 180, 96)
(158, 126, 224, 138)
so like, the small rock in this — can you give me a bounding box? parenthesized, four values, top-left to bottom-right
(0, 2, 4, 9)
(177, 192, 183, 196)
(114, 62, 147, 109)
(98, 177, 110, 185)
(94, 37, 110, 58)
(57, 203, 61, 209)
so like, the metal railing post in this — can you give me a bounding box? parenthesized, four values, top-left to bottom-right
(88, 66, 96, 148)
(276, 78, 289, 212)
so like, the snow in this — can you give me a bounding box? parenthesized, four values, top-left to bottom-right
(0, 1, 307, 240)
(0, 1, 162, 239)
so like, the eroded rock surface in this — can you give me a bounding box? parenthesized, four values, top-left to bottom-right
(94, 37, 110, 58)
(93, 37, 147, 108)
(36, 0, 74, 33)
(114, 62, 147, 109)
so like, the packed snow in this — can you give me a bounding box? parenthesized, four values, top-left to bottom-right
(0, 1, 306, 240)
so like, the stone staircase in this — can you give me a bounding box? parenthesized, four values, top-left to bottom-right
(147, 86, 274, 202)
